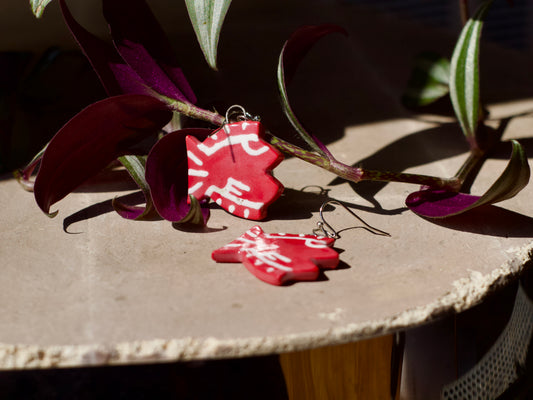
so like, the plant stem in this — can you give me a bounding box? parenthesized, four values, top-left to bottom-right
(269, 136, 461, 190)
(169, 101, 225, 126)
(175, 104, 462, 192)
(454, 150, 482, 181)
(459, 0, 469, 26)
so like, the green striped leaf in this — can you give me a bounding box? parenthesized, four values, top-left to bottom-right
(476, 140, 530, 206)
(185, 0, 232, 70)
(30, 0, 54, 18)
(449, 0, 492, 149)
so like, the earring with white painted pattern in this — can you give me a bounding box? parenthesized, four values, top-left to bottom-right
(186, 106, 284, 220)
(211, 201, 389, 285)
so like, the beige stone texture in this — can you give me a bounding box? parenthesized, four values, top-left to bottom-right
(1, 0, 533, 369)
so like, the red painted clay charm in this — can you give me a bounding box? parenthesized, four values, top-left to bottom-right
(186, 120, 284, 220)
(212, 225, 339, 285)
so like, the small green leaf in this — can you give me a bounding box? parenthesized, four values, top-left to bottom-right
(113, 155, 159, 220)
(175, 195, 205, 226)
(184, 0, 232, 70)
(402, 52, 450, 107)
(30, 0, 54, 18)
(475, 140, 530, 206)
(449, 0, 492, 148)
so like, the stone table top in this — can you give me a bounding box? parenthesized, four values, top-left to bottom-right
(1, 103, 533, 369)
(1, 0, 533, 370)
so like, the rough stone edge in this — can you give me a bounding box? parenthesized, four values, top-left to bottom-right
(1, 243, 531, 370)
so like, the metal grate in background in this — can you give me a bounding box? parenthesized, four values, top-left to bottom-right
(343, 0, 533, 51)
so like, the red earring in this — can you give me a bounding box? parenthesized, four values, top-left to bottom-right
(186, 106, 284, 220)
(212, 225, 339, 286)
(212, 200, 390, 285)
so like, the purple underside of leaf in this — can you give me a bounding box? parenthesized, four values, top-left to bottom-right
(34, 95, 172, 216)
(103, 0, 196, 104)
(406, 190, 480, 218)
(59, 0, 149, 97)
(112, 193, 159, 220)
(145, 128, 212, 223)
(283, 24, 348, 86)
(112, 201, 146, 219)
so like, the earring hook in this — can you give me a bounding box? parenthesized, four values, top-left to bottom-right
(225, 105, 260, 124)
(313, 200, 391, 239)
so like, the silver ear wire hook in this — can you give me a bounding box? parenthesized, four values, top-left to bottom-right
(224, 105, 260, 124)
(225, 105, 247, 124)
(313, 200, 391, 239)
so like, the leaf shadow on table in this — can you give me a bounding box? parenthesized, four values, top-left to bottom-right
(421, 205, 533, 238)
(62, 191, 157, 234)
(63, 192, 227, 234)
(268, 187, 406, 222)
(328, 117, 533, 218)
(329, 122, 470, 208)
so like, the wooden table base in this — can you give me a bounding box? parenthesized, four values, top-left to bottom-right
(280, 335, 397, 400)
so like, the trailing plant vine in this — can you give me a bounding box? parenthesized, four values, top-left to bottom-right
(18, 0, 530, 225)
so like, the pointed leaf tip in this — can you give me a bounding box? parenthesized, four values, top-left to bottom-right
(185, 0, 232, 70)
(30, 0, 53, 18)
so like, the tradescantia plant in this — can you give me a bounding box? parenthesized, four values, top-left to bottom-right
(31, 0, 232, 72)
(19, 0, 530, 226)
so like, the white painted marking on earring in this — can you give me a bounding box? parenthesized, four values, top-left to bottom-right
(187, 150, 203, 166)
(188, 182, 203, 194)
(188, 169, 209, 177)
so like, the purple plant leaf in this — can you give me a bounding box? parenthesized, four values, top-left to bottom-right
(112, 199, 152, 220)
(59, 0, 150, 96)
(112, 155, 160, 220)
(406, 190, 481, 218)
(278, 24, 347, 155)
(34, 94, 172, 216)
(407, 140, 530, 218)
(145, 128, 212, 224)
(103, 0, 197, 104)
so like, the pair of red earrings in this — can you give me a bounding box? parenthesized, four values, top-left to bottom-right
(185, 106, 390, 285)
